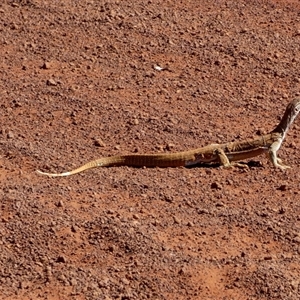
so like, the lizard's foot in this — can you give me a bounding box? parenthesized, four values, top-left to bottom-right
(232, 162, 250, 169)
(276, 164, 291, 170)
(277, 158, 283, 164)
(275, 158, 291, 170)
(268, 151, 291, 170)
(219, 162, 233, 169)
(220, 162, 249, 169)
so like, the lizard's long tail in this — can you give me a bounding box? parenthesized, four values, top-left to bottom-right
(37, 152, 194, 177)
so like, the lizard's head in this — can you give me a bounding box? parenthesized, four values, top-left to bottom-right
(291, 97, 300, 107)
(288, 97, 300, 120)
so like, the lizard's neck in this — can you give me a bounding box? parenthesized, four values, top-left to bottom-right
(272, 103, 299, 140)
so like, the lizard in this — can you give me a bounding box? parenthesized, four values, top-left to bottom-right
(37, 98, 300, 177)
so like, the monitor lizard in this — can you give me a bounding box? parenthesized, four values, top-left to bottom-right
(37, 98, 300, 177)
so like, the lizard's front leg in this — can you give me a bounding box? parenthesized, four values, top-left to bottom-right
(267, 150, 290, 170)
(267, 141, 290, 170)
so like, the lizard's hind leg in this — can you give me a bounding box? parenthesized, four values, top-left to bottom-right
(215, 148, 249, 169)
(215, 148, 232, 168)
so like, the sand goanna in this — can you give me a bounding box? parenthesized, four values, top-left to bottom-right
(37, 98, 300, 177)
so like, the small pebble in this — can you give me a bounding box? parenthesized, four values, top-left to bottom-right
(94, 138, 106, 147)
(46, 78, 57, 86)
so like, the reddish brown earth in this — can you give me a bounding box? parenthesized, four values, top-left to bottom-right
(1, 0, 300, 299)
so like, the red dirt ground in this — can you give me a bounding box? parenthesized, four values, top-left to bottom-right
(1, 0, 300, 299)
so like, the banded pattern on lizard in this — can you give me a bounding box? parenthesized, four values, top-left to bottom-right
(37, 98, 300, 177)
